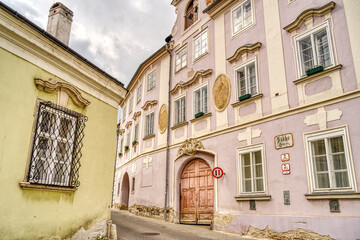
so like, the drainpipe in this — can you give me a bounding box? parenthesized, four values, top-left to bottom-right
(164, 35, 173, 222)
(111, 125, 120, 207)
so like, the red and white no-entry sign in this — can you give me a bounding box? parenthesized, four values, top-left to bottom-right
(212, 167, 224, 178)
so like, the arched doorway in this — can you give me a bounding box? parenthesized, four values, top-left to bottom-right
(120, 172, 130, 209)
(180, 159, 214, 224)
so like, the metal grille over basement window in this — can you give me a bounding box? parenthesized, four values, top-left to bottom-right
(28, 101, 87, 188)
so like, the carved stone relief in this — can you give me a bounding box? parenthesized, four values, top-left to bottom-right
(212, 74, 231, 112)
(177, 138, 205, 157)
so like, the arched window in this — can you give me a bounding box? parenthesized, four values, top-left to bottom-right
(185, 0, 198, 30)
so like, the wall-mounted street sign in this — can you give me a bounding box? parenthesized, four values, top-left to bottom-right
(281, 153, 290, 162)
(282, 163, 291, 175)
(274, 133, 294, 149)
(212, 167, 224, 179)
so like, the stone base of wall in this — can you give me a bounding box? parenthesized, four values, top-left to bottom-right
(246, 226, 334, 240)
(128, 204, 175, 222)
(65, 219, 116, 240)
(112, 203, 128, 210)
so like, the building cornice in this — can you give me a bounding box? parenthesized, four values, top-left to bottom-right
(284, 1, 336, 32)
(170, 69, 212, 95)
(0, 4, 126, 108)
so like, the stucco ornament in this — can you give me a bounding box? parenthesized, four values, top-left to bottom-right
(177, 138, 204, 157)
(213, 74, 231, 112)
(158, 104, 168, 134)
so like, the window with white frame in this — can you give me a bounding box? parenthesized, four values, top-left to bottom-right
(119, 138, 123, 154)
(129, 96, 134, 114)
(137, 84, 142, 104)
(147, 70, 156, 91)
(145, 112, 154, 137)
(238, 144, 265, 194)
(28, 102, 86, 187)
(305, 128, 354, 191)
(194, 85, 207, 115)
(232, 0, 254, 35)
(194, 30, 208, 60)
(126, 132, 131, 147)
(134, 124, 139, 142)
(122, 105, 126, 123)
(175, 47, 187, 72)
(295, 22, 334, 76)
(235, 59, 258, 98)
(175, 96, 186, 124)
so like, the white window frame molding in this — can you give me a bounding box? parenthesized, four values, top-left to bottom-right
(304, 126, 356, 193)
(137, 84, 142, 104)
(147, 69, 157, 92)
(192, 82, 208, 116)
(231, 0, 255, 37)
(294, 21, 335, 78)
(237, 143, 267, 195)
(122, 105, 127, 123)
(175, 45, 188, 73)
(144, 111, 155, 137)
(193, 29, 209, 61)
(233, 57, 259, 101)
(129, 96, 134, 114)
(174, 93, 187, 125)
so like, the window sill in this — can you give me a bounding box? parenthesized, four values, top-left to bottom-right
(193, 52, 209, 64)
(132, 142, 138, 147)
(143, 134, 155, 141)
(175, 66, 187, 75)
(190, 112, 212, 123)
(171, 121, 189, 130)
(231, 93, 263, 108)
(305, 191, 360, 200)
(19, 182, 77, 193)
(235, 194, 271, 201)
(293, 64, 342, 85)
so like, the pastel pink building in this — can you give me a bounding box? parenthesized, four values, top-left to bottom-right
(113, 1, 360, 239)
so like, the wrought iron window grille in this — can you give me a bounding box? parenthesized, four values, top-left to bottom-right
(28, 101, 87, 188)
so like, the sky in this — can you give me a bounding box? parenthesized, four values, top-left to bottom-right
(2, 0, 177, 87)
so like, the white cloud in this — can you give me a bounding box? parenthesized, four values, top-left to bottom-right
(129, 0, 149, 13)
(1, 0, 176, 86)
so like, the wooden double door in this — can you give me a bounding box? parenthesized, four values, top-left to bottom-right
(180, 159, 214, 224)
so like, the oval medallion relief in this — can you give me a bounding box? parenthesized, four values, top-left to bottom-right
(158, 104, 168, 134)
(212, 74, 231, 112)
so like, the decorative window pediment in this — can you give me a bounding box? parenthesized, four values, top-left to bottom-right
(227, 42, 262, 64)
(142, 100, 158, 111)
(170, 69, 212, 95)
(284, 1, 335, 33)
(132, 111, 141, 121)
(125, 121, 133, 129)
(34, 78, 90, 108)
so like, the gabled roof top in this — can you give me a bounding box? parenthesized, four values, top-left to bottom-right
(0, 2, 124, 87)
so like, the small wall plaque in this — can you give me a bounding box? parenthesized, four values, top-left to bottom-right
(281, 153, 290, 162)
(284, 190, 290, 205)
(274, 133, 294, 149)
(329, 199, 340, 212)
(282, 163, 291, 175)
(250, 200, 256, 210)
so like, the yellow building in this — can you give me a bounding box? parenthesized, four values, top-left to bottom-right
(0, 2, 126, 239)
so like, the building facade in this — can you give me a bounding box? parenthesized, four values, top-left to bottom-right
(0, 2, 126, 239)
(114, 0, 360, 239)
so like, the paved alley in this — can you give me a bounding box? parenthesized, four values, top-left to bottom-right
(111, 209, 256, 240)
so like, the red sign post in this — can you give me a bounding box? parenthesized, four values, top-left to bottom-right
(212, 167, 224, 178)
